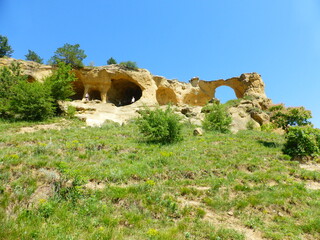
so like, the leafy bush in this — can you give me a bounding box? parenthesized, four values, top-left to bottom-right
(119, 61, 138, 70)
(260, 122, 277, 132)
(0, 63, 26, 117)
(0, 35, 13, 57)
(64, 105, 77, 119)
(270, 106, 312, 130)
(49, 43, 87, 68)
(283, 126, 320, 160)
(25, 49, 43, 64)
(44, 62, 77, 102)
(107, 57, 117, 65)
(202, 103, 232, 133)
(136, 106, 182, 144)
(9, 81, 54, 121)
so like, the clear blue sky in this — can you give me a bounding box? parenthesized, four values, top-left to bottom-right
(1, 0, 319, 127)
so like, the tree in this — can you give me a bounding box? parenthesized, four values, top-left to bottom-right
(44, 62, 77, 102)
(0, 63, 25, 117)
(107, 57, 117, 65)
(270, 106, 312, 130)
(25, 50, 43, 64)
(0, 35, 14, 58)
(49, 43, 87, 68)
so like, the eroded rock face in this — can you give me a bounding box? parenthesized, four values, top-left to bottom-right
(0, 58, 269, 107)
(0, 58, 52, 82)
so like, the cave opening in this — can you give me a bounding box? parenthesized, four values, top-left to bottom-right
(71, 80, 85, 100)
(88, 89, 101, 101)
(107, 79, 142, 106)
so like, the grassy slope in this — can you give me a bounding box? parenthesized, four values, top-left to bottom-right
(0, 118, 320, 240)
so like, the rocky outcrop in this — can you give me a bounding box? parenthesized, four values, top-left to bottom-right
(0, 58, 269, 107)
(0, 58, 52, 82)
(0, 58, 272, 130)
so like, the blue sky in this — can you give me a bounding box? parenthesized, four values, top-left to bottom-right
(1, 0, 319, 127)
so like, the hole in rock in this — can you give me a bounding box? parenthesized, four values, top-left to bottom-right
(156, 87, 178, 105)
(88, 90, 101, 101)
(107, 79, 142, 106)
(26, 75, 36, 83)
(71, 80, 84, 100)
(214, 86, 237, 103)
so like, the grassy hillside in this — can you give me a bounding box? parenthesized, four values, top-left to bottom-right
(1, 118, 320, 240)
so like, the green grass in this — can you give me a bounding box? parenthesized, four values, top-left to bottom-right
(1, 118, 320, 239)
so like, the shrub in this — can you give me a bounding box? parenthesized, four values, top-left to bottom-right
(136, 106, 182, 144)
(49, 43, 87, 68)
(107, 57, 117, 65)
(0, 63, 26, 117)
(0, 35, 13, 58)
(25, 50, 43, 64)
(261, 122, 277, 132)
(119, 61, 138, 70)
(283, 126, 320, 160)
(270, 106, 312, 130)
(202, 103, 232, 133)
(64, 105, 77, 119)
(44, 62, 77, 102)
(9, 81, 54, 121)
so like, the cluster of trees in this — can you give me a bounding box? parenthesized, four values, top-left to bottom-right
(0, 34, 138, 69)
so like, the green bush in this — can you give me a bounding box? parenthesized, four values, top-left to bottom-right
(44, 62, 77, 102)
(0, 63, 26, 117)
(136, 106, 182, 144)
(283, 126, 320, 160)
(119, 61, 138, 70)
(270, 106, 312, 130)
(9, 81, 54, 121)
(202, 103, 232, 133)
(260, 122, 277, 132)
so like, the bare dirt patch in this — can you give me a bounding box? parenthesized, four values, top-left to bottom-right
(300, 163, 320, 172)
(84, 181, 106, 190)
(18, 120, 71, 134)
(177, 195, 265, 240)
(305, 181, 320, 190)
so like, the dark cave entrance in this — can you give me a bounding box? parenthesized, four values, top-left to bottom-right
(107, 79, 142, 106)
(71, 80, 85, 100)
(88, 89, 101, 101)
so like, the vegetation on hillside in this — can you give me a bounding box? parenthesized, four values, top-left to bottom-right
(0, 117, 320, 239)
(202, 103, 232, 133)
(119, 61, 138, 70)
(136, 106, 182, 144)
(0, 62, 76, 120)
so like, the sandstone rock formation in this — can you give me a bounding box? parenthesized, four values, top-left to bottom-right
(0, 58, 52, 82)
(0, 58, 269, 107)
(0, 58, 272, 130)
